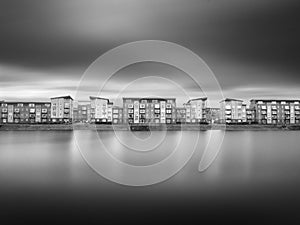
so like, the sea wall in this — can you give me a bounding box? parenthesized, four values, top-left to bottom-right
(1, 123, 300, 131)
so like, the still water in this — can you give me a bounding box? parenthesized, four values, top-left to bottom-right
(0, 130, 300, 223)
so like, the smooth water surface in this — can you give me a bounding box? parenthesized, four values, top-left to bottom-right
(0, 130, 300, 223)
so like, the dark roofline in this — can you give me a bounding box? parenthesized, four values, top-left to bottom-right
(219, 98, 243, 103)
(1, 101, 51, 104)
(89, 96, 110, 102)
(51, 95, 73, 100)
(187, 97, 207, 103)
(250, 99, 300, 102)
(122, 97, 176, 101)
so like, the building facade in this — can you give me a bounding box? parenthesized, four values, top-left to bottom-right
(246, 107, 255, 124)
(176, 107, 186, 124)
(123, 98, 176, 124)
(90, 96, 111, 123)
(184, 97, 207, 123)
(250, 99, 300, 125)
(112, 106, 123, 124)
(50, 96, 73, 123)
(1, 101, 51, 124)
(205, 108, 220, 124)
(73, 101, 91, 123)
(220, 98, 245, 124)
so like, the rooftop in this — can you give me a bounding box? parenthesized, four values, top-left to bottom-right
(187, 97, 207, 103)
(50, 95, 73, 100)
(219, 98, 243, 103)
(123, 97, 176, 101)
(250, 99, 300, 102)
(89, 96, 110, 102)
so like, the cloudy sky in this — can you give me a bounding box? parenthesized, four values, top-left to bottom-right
(0, 0, 299, 106)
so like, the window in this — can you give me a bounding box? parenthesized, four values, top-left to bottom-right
(166, 109, 172, 114)
(166, 104, 172, 108)
(128, 104, 133, 108)
(154, 104, 160, 109)
(2, 108, 8, 113)
(29, 103, 35, 107)
(128, 109, 133, 113)
(29, 109, 35, 113)
(140, 104, 145, 108)
(140, 109, 146, 113)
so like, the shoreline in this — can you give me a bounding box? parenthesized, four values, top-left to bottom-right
(1, 124, 300, 131)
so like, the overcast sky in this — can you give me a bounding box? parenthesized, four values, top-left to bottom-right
(0, 0, 299, 106)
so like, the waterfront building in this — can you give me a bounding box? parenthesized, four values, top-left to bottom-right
(249, 99, 300, 125)
(89, 96, 111, 123)
(0, 101, 3, 124)
(176, 107, 186, 124)
(0, 101, 51, 124)
(50, 96, 73, 123)
(73, 101, 91, 123)
(184, 97, 207, 123)
(205, 108, 220, 124)
(242, 104, 247, 123)
(246, 107, 255, 124)
(122, 97, 176, 124)
(219, 98, 245, 124)
(112, 106, 123, 124)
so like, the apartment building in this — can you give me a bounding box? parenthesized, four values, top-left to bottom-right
(123, 97, 176, 124)
(176, 107, 186, 124)
(50, 96, 73, 123)
(250, 99, 300, 125)
(205, 108, 220, 124)
(0, 101, 51, 124)
(184, 97, 207, 123)
(112, 106, 123, 124)
(246, 107, 255, 124)
(73, 101, 91, 123)
(220, 98, 245, 124)
(89, 96, 112, 123)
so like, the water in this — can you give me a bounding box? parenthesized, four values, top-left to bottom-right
(0, 130, 300, 224)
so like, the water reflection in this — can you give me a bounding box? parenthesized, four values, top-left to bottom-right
(1, 130, 300, 222)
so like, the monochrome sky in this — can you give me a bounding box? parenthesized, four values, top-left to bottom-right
(0, 0, 299, 106)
